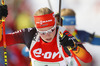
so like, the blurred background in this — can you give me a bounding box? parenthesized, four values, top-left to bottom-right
(0, 0, 100, 66)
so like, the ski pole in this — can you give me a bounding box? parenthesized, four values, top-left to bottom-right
(59, 0, 61, 25)
(58, 0, 81, 65)
(1, 0, 8, 66)
(59, 31, 81, 66)
(47, 0, 53, 10)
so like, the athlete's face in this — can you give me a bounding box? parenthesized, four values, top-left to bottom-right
(37, 25, 56, 42)
(63, 25, 75, 34)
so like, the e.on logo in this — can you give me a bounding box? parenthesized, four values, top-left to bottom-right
(33, 48, 62, 59)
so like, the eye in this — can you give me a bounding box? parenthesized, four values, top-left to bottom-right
(42, 32, 46, 35)
(38, 31, 45, 35)
(51, 29, 55, 32)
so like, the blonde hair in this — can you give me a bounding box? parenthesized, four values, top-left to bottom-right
(34, 7, 53, 16)
(61, 8, 75, 16)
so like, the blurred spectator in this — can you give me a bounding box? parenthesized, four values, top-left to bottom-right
(0, 0, 34, 66)
(58, 8, 100, 45)
(14, 0, 34, 30)
(6, 0, 34, 31)
(0, 47, 5, 66)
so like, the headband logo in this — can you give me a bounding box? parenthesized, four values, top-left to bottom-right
(64, 18, 75, 21)
(36, 19, 53, 25)
(34, 12, 55, 28)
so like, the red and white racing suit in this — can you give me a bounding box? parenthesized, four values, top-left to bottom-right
(0, 26, 92, 66)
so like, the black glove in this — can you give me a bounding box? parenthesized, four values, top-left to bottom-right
(59, 33, 76, 48)
(88, 32, 95, 43)
(0, 5, 8, 19)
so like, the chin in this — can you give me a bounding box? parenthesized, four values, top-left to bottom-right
(47, 40, 52, 42)
(45, 38, 53, 43)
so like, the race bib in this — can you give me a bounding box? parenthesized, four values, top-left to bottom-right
(34, 61, 60, 66)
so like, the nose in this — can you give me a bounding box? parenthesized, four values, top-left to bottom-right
(45, 32, 51, 36)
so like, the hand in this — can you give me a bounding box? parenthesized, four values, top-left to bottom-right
(59, 32, 75, 48)
(0, 5, 8, 19)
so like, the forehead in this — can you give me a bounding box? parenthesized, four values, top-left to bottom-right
(37, 26, 53, 31)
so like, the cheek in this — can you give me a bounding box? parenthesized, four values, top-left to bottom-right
(51, 30, 56, 37)
(39, 34, 46, 38)
(71, 27, 75, 29)
(64, 26, 69, 29)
